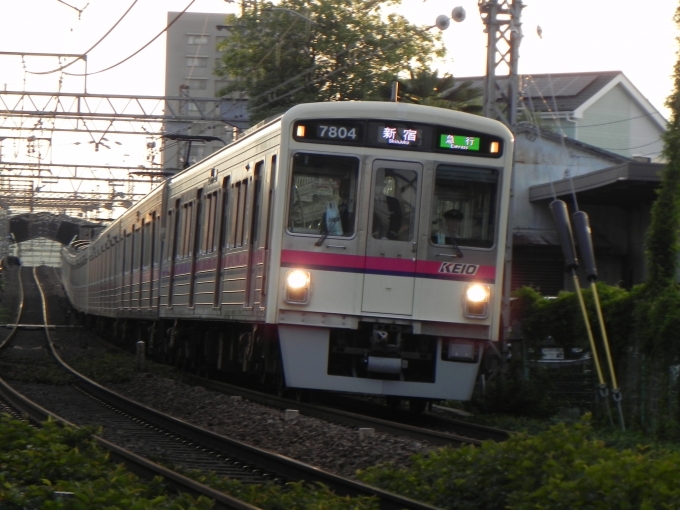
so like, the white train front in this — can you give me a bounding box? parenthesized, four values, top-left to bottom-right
(62, 101, 514, 409)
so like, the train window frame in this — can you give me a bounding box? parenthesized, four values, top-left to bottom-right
(429, 164, 500, 250)
(286, 152, 360, 239)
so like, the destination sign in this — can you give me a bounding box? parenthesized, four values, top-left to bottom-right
(292, 118, 504, 157)
(439, 134, 481, 151)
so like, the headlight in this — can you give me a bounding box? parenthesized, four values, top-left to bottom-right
(285, 270, 310, 304)
(464, 283, 490, 318)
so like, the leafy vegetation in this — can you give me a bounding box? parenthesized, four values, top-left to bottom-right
(357, 416, 680, 510)
(0, 416, 213, 509)
(215, 0, 445, 123)
(0, 413, 381, 509)
(180, 470, 379, 510)
(373, 69, 483, 113)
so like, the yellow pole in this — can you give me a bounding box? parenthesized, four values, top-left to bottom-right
(573, 273, 605, 385)
(590, 281, 625, 430)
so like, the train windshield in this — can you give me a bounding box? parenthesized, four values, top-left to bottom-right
(288, 152, 359, 237)
(430, 165, 498, 248)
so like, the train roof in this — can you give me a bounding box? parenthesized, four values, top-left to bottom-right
(282, 101, 514, 138)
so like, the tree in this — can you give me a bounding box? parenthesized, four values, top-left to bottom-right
(372, 69, 483, 113)
(215, 0, 445, 124)
(646, 4, 680, 290)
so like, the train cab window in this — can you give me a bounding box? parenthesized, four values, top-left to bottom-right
(371, 168, 417, 241)
(430, 165, 498, 248)
(287, 152, 358, 237)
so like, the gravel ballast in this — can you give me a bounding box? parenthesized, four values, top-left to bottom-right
(1, 265, 442, 481)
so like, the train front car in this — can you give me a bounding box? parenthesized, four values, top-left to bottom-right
(269, 102, 513, 406)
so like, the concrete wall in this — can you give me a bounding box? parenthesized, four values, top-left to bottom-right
(512, 132, 619, 232)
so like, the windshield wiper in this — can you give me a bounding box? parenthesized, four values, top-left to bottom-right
(450, 237, 464, 257)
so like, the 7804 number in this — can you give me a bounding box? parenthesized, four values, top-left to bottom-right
(318, 125, 357, 140)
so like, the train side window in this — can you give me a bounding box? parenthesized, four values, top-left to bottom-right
(230, 182, 240, 248)
(149, 213, 156, 308)
(235, 179, 248, 247)
(182, 202, 194, 258)
(200, 194, 209, 253)
(122, 231, 128, 273)
(194, 190, 204, 256)
(250, 161, 264, 246)
(204, 193, 214, 252)
(139, 219, 146, 268)
(430, 165, 498, 249)
(143, 216, 152, 267)
(219, 178, 231, 250)
(287, 152, 359, 237)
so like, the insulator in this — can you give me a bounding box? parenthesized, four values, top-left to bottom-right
(572, 211, 598, 281)
(549, 200, 578, 271)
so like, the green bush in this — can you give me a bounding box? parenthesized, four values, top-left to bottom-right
(183, 471, 379, 510)
(0, 415, 212, 509)
(466, 365, 558, 419)
(357, 417, 680, 510)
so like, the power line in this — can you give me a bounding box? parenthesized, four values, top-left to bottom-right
(62, 0, 197, 77)
(595, 138, 663, 151)
(573, 112, 662, 129)
(28, 0, 140, 75)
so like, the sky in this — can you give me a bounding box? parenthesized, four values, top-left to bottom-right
(0, 0, 678, 173)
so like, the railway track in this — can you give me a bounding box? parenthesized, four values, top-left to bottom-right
(0, 265, 443, 510)
(177, 374, 510, 446)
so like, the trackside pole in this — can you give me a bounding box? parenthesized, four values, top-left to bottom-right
(550, 200, 614, 427)
(572, 211, 625, 431)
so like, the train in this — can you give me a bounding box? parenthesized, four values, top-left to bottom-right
(61, 101, 514, 410)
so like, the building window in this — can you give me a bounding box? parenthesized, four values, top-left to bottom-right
(186, 79, 208, 91)
(186, 57, 208, 68)
(187, 35, 209, 45)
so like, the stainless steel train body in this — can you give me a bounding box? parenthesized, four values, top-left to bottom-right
(62, 101, 514, 403)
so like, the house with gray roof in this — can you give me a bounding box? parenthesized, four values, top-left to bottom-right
(462, 71, 667, 162)
(452, 71, 669, 294)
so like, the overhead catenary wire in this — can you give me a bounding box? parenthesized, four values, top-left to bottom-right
(59, 0, 197, 77)
(27, 0, 140, 75)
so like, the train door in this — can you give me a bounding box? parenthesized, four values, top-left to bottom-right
(362, 160, 421, 315)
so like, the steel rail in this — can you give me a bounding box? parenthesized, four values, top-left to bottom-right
(0, 266, 260, 510)
(34, 267, 443, 510)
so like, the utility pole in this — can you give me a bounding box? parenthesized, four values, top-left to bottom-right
(479, 0, 523, 127)
(478, 0, 523, 365)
